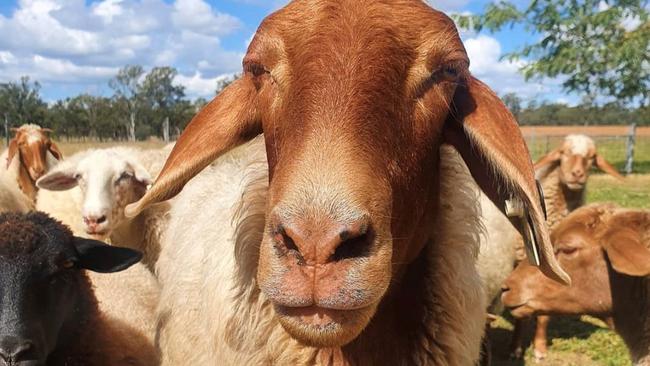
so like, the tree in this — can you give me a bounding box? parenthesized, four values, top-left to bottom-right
(454, 0, 649, 105)
(109, 65, 145, 141)
(140, 67, 185, 139)
(0, 76, 47, 130)
(215, 73, 241, 95)
(501, 93, 523, 120)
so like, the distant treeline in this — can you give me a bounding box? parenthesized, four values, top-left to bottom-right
(502, 93, 649, 126)
(0, 66, 239, 141)
(0, 69, 648, 142)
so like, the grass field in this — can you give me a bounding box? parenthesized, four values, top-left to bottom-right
(2, 136, 646, 365)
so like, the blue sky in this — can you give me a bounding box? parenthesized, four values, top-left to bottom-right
(0, 0, 573, 105)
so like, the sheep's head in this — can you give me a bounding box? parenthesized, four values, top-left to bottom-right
(0, 212, 141, 365)
(502, 204, 650, 319)
(6, 124, 62, 181)
(126, 0, 567, 348)
(535, 134, 623, 191)
(36, 149, 151, 239)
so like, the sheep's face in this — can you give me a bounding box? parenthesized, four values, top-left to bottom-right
(503, 204, 650, 319)
(36, 150, 151, 239)
(247, 1, 470, 347)
(128, 0, 566, 349)
(557, 135, 597, 190)
(536, 134, 623, 191)
(6, 125, 62, 182)
(0, 212, 141, 366)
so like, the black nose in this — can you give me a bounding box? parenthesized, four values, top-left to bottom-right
(0, 337, 36, 364)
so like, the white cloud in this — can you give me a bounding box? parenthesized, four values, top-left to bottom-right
(464, 34, 566, 102)
(175, 72, 235, 98)
(0, 0, 244, 98)
(464, 35, 547, 99)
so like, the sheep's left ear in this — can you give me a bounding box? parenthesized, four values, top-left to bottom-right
(48, 142, 63, 161)
(595, 154, 624, 180)
(602, 225, 650, 277)
(72, 237, 142, 273)
(129, 163, 152, 186)
(443, 77, 569, 285)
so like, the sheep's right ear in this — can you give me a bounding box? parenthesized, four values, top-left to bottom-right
(6, 139, 19, 170)
(37, 166, 79, 191)
(73, 237, 142, 273)
(443, 77, 569, 285)
(534, 148, 562, 170)
(125, 76, 261, 218)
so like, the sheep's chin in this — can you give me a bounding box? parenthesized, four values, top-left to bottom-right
(86, 230, 110, 240)
(565, 182, 586, 191)
(274, 304, 376, 347)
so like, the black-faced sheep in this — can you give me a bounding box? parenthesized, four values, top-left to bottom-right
(0, 211, 158, 365)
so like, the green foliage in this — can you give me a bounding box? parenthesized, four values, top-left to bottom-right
(0, 76, 47, 136)
(455, 0, 650, 105)
(515, 100, 649, 125)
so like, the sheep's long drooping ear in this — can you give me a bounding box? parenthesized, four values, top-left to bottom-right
(72, 237, 143, 273)
(48, 142, 63, 161)
(36, 164, 79, 191)
(533, 148, 562, 170)
(602, 225, 650, 276)
(443, 77, 569, 285)
(6, 138, 19, 169)
(595, 154, 624, 180)
(125, 76, 261, 218)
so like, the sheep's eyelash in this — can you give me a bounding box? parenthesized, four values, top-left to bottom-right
(244, 62, 269, 77)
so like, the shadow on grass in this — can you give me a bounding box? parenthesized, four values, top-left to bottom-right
(489, 312, 604, 366)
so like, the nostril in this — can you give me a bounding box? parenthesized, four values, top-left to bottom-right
(96, 216, 107, 224)
(273, 226, 305, 264)
(0, 339, 35, 362)
(331, 228, 373, 262)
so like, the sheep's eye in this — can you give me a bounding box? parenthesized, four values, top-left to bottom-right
(62, 259, 74, 269)
(245, 62, 269, 77)
(118, 172, 133, 182)
(557, 247, 578, 256)
(442, 65, 459, 79)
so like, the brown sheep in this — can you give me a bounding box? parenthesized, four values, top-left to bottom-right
(127, 1, 567, 364)
(502, 203, 650, 365)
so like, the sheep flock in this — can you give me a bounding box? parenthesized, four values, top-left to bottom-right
(0, 1, 644, 366)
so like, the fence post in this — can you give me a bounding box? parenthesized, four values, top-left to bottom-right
(3, 113, 8, 147)
(625, 123, 636, 175)
(129, 111, 136, 142)
(162, 116, 170, 142)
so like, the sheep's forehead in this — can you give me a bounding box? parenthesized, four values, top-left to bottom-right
(77, 151, 131, 178)
(254, 1, 466, 78)
(16, 125, 46, 144)
(564, 135, 595, 157)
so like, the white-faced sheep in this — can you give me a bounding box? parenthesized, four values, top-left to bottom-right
(0, 211, 158, 365)
(0, 124, 62, 213)
(125, 2, 566, 364)
(35, 146, 171, 271)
